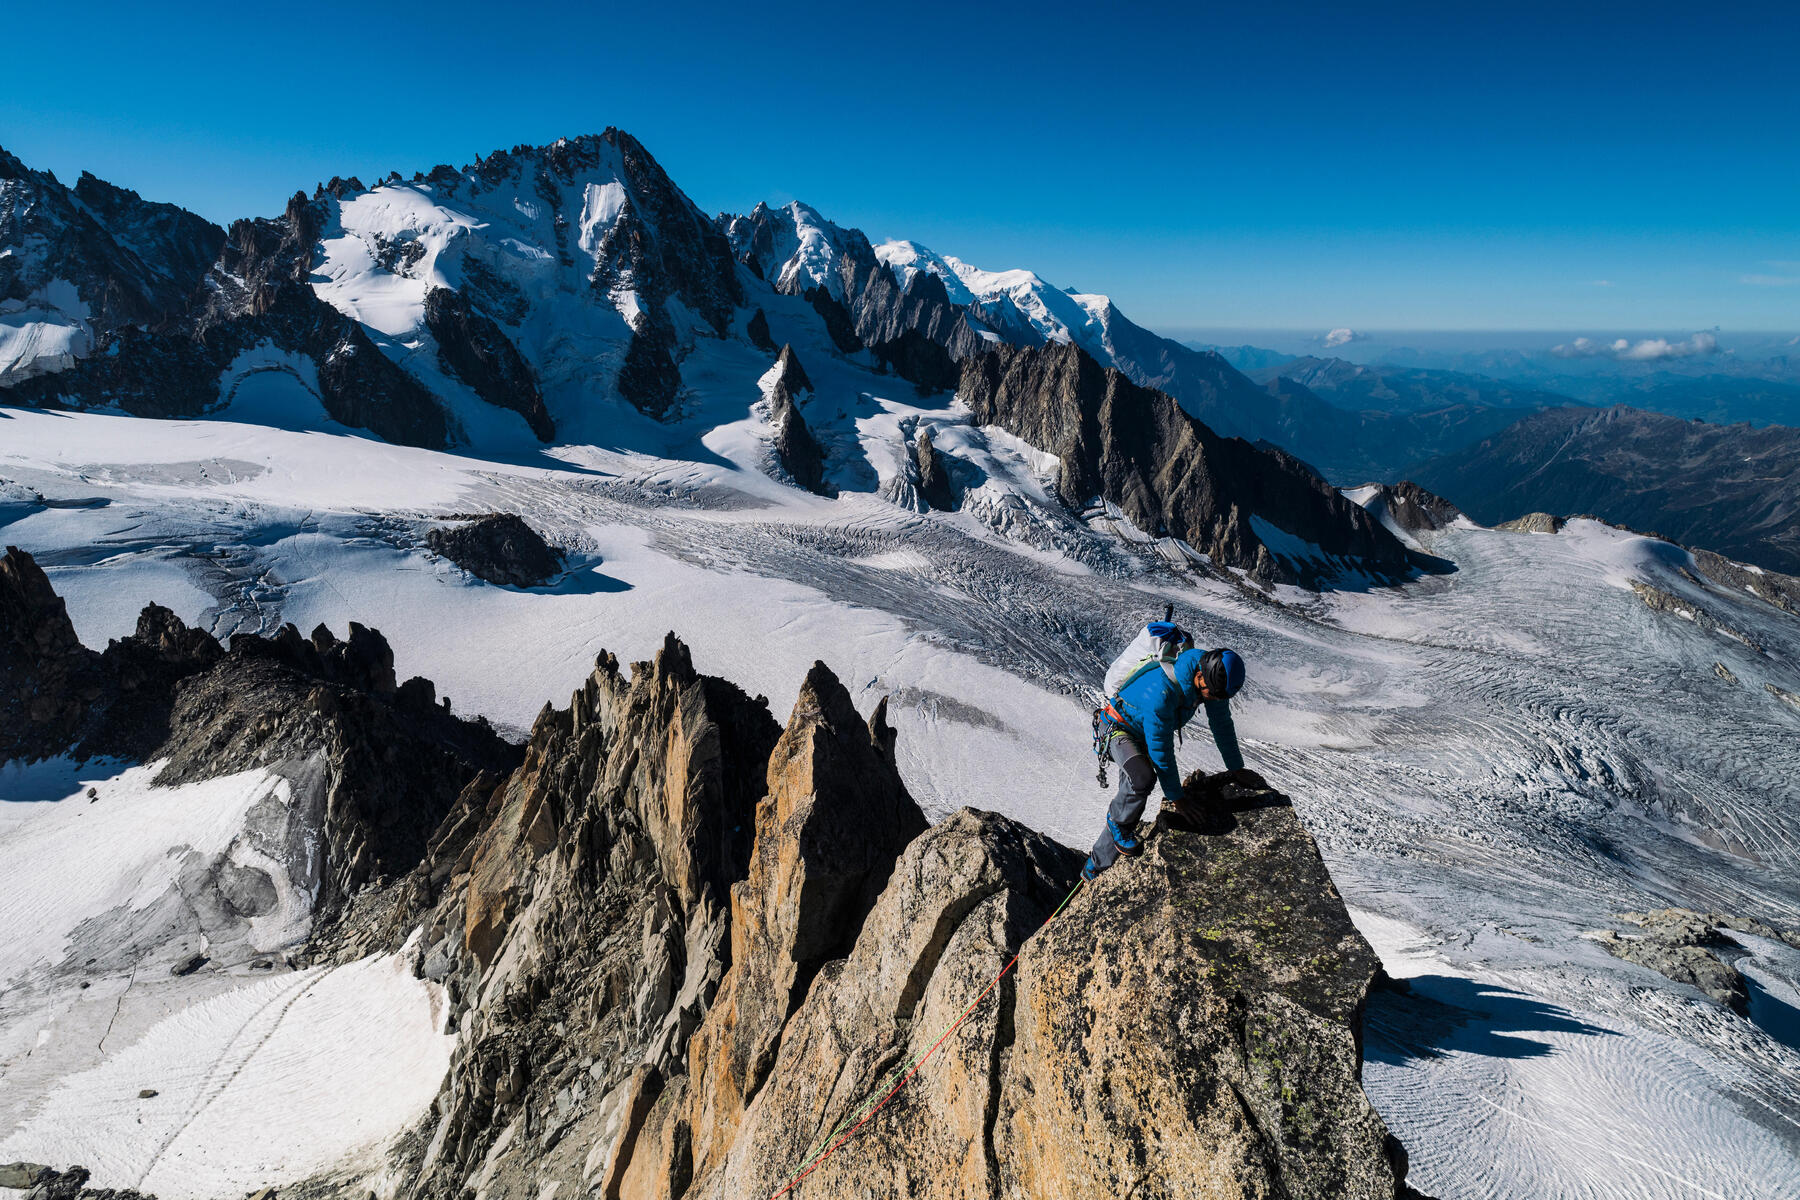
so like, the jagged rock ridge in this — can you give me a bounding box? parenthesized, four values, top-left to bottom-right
(2, 555, 1416, 1197)
(0, 545, 519, 918)
(766, 344, 829, 495)
(0, 147, 224, 384)
(724, 201, 989, 360)
(392, 633, 1416, 1199)
(957, 343, 1420, 585)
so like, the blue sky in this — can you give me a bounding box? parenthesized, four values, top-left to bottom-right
(4, 0, 1796, 333)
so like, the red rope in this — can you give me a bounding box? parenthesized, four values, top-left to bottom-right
(764, 876, 1085, 1199)
(767, 949, 1025, 1199)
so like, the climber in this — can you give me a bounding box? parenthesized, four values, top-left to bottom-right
(1084, 632, 1255, 880)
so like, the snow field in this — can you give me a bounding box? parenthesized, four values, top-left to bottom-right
(1356, 908, 1800, 1198)
(0, 764, 293, 989)
(0, 758, 453, 1198)
(0, 952, 451, 1199)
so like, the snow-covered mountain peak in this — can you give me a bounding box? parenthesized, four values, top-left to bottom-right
(308, 131, 680, 335)
(874, 237, 1113, 354)
(287, 130, 741, 435)
(1, 146, 225, 384)
(873, 239, 977, 306)
(722, 199, 868, 300)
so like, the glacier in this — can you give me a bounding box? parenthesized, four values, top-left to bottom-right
(4, 345, 1799, 1196)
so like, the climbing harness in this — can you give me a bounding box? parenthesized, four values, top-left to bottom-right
(1092, 604, 1193, 788)
(1090, 708, 1127, 787)
(765, 875, 1089, 1198)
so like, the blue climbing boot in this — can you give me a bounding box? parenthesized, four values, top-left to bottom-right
(1081, 855, 1101, 882)
(1107, 816, 1143, 858)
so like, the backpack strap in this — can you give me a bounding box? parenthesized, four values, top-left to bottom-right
(1113, 657, 1183, 706)
(1116, 657, 1166, 697)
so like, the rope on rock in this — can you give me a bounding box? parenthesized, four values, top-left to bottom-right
(766, 876, 1087, 1199)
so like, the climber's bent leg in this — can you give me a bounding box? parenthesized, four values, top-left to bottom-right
(1088, 737, 1156, 874)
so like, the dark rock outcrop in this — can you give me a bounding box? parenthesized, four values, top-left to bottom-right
(1593, 909, 1750, 1013)
(915, 425, 956, 511)
(1, 546, 103, 762)
(958, 343, 1418, 585)
(1355, 481, 1463, 533)
(872, 328, 959, 394)
(423, 287, 554, 440)
(767, 345, 829, 496)
(616, 321, 684, 420)
(805, 286, 862, 355)
(2, 1162, 155, 1200)
(1, 546, 225, 763)
(745, 307, 776, 353)
(1382, 480, 1462, 531)
(0, 548, 519, 920)
(426, 513, 564, 587)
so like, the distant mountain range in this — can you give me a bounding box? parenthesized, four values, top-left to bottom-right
(7, 134, 1799, 576)
(1249, 356, 1574, 416)
(1, 139, 1560, 485)
(1413, 405, 1800, 573)
(0, 134, 1428, 585)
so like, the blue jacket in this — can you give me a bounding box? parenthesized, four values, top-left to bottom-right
(1108, 647, 1244, 800)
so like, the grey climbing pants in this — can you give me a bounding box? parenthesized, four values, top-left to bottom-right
(1090, 733, 1157, 872)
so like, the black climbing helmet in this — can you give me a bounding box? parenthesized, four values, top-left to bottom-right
(1200, 648, 1246, 698)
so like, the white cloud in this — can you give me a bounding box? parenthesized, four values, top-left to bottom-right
(1588, 279, 1616, 287)
(1551, 332, 1720, 361)
(1320, 327, 1366, 348)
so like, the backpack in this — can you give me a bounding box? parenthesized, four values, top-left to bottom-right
(1102, 621, 1194, 698)
(1092, 619, 1194, 787)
